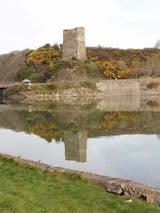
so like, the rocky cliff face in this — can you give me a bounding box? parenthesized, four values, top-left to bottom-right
(0, 49, 29, 83)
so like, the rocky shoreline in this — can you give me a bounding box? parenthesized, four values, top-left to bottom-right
(1, 152, 160, 206)
(4, 78, 160, 104)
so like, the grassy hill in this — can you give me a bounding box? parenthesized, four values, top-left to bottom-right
(1, 45, 160, 83)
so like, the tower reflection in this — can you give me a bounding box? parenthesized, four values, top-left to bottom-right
(64, 130, 87, 162)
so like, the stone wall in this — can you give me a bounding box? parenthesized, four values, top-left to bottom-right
(63, 27, 87, 60)
(97, 95, 140, 111)
(96, 79, 140, 96)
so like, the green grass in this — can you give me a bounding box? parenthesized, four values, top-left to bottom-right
(80, 81, 96, 90)
(30, 83, 57, 94)
(0, 156, 160, 213)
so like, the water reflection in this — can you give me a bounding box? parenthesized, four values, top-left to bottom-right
(1, 96, 160, 187)
(157, 135, 160, 140)
(64, 130, 87, 162)
(0, 91, 4, 104)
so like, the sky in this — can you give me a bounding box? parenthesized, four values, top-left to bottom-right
(0, 0, 160, 54)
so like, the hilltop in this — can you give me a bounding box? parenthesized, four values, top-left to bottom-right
(1, 45, 160, 84)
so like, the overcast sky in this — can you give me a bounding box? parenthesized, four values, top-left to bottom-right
(0, 0, 160, 54)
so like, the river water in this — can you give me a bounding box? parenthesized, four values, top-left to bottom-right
(0, 96, 160, 187)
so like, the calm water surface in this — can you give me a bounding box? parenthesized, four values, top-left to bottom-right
(0, 98, 160, 187)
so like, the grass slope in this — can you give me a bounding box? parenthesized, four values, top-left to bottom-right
(0, 156, 159, 213)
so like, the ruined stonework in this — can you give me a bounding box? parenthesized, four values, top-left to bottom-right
(63, 27, 87, 60)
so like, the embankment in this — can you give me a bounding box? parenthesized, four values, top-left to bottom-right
(1, 152, 160, 206)
(3, 77, 160, 104)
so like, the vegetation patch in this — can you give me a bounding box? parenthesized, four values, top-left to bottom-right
(30, 83, 57, 94)
(147, 81, 160, 89)
(95, 112, 135, 130)
(4, 84, 27, 98)
(15, 44, 62, 83)
(85, 61, 98, 74)
(2, 45, 160, 84)
(13, 44, 160, 84)
(31, 122, 61, 142)
(81, 81, 96, 90)
(16, 65, 37, 82)
(147, 100, 160, 107)
(87, 47, 160, 78)
(0, 156, 160, 212)
(28, 44, 61, 69)
(97, 60, 136, 79)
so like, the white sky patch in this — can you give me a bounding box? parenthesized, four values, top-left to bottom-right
(0, 0, 160, 53)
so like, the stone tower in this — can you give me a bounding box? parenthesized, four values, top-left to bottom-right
(62, 27, 87, 60)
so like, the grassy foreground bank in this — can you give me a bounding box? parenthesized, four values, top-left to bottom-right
(0, 157, 159, 213)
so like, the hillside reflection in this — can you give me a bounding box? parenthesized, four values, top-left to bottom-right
(1, 96, 160, 162)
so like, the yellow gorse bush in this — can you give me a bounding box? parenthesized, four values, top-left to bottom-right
(31, 122, 61, 142)
(95, 112, 135, 130)
(28, 47, 60, 69)
(97, 60, 136, 79)
(116, 69, 136, 79)
(87, 47, 160, 78)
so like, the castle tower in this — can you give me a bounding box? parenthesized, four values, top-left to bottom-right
(62, 27, 87, 60)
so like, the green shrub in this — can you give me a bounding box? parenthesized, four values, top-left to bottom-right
(147, 100, 160, 107)
(43, 70, 54, 80)
(46, 82, 57, 90)
(85, 62, 98, 73)
(81, 81, 96, 90)
(4, 84, 27, 97)
(147, 81, 160, 89)
(16, 65, 36, 81)
(29, 73, 45, 83)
